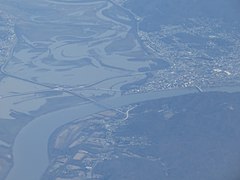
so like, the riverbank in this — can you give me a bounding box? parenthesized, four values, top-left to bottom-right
(7, 85, 240, 180)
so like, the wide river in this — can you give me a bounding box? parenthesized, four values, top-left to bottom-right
(6, 86, 240, 180)
(1, 0, 240, 179)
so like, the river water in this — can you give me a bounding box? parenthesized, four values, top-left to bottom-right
(6, 86, 240, 180)
(2, 0, 157, 179)
(1, 0, 240, 179)
(7, 88, 198, 180)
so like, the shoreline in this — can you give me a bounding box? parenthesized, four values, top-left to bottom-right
(6, 85, 240, 180)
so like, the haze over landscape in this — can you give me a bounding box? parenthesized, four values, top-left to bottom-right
(0, 0, 240, 180)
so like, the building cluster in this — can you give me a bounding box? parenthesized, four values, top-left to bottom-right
(0, 11, 16, 66)
(125, 18, 240, 94)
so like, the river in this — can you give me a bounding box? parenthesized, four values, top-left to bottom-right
(6, 86, 240, 180)
(2, 0, 240, 179)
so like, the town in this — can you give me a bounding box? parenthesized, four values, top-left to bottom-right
(125, 18, 240, 94)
